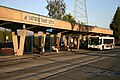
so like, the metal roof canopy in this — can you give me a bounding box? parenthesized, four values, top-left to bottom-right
(0, 6, 113, 35)
(0, 6, 114, 56)
(0, 20, 68, 34)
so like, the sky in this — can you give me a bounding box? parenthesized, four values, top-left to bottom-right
(0, 0, 120, 29)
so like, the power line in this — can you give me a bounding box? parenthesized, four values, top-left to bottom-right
(87, 0, 102, 26)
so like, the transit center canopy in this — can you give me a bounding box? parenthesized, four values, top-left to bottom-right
(0, 6, 113, 35)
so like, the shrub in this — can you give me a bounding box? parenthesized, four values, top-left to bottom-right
(115, 42, 120, 46)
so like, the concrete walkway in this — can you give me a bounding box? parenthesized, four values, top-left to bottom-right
(1, 47, 114, 62)
(0, 51, 72, 62)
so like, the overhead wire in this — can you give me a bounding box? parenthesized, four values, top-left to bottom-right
(87, 0, 117, 28)
(95, 0, 109, 27)
(87, 0, 102, 26)
(98, 0, 119, 27)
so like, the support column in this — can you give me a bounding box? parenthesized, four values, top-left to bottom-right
(77, 34, 82, 49)
(83, 35, 86, 41)
(88, 35, 91, 38)
(12, 31, 18, 54)
(68, 34, 72, 47)
(34, 32, 39, 46)
(17, 29, 26, 55)
(41, 32, 46, 52)
(74, 37, 77, 49)
(63, 35, 67, 47)
(34, 33, 39, 37)
(50, 34, 54, 52)
(56, 33, 61, 47)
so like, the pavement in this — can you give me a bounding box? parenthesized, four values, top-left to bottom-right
(0, 47, 120, 80)
(42, 47, 120, 80)
(0, 46, 119, 64)
(0, 49, 90, 63)
(0, 50, 108, 80)
(44, 56, 120, 80)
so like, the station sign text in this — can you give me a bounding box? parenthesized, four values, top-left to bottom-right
(22, 13, 54, 25)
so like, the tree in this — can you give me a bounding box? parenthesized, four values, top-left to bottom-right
(0, 30, 12, 42)
(46, 0, 66, 19)
(110, 7, 120, 42)
(63, 13, 76, 23)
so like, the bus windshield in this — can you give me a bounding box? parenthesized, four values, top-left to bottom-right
(89, 37, 100, 45)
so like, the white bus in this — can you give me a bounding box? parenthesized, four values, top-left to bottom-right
(88, 36, 115, 50)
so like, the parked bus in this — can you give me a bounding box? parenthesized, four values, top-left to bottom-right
(88, 36, 115, 50)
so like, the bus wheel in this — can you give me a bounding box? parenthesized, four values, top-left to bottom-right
(102, 46, 104, 50)
(111, 45, 113, 49)
(100, 46, 104, 50)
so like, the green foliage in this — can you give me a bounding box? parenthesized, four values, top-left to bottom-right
(63, 13, 77, 23)
(0, 30, 12, 42)
(46, 0, 66, 19)
(115, 42, 120, 46)
(110, 7, 120, 42)
(0, 31, 5, 42)
(6, 31, 12, 41)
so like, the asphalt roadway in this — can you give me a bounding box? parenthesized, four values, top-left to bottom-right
(0, 47, 120, 80)
(44, 47, 120, 80)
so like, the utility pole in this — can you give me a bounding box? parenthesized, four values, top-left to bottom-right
(73, 0, 88, 24)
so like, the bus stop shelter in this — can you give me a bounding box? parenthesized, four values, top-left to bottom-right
(0, 6, 113, 55)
